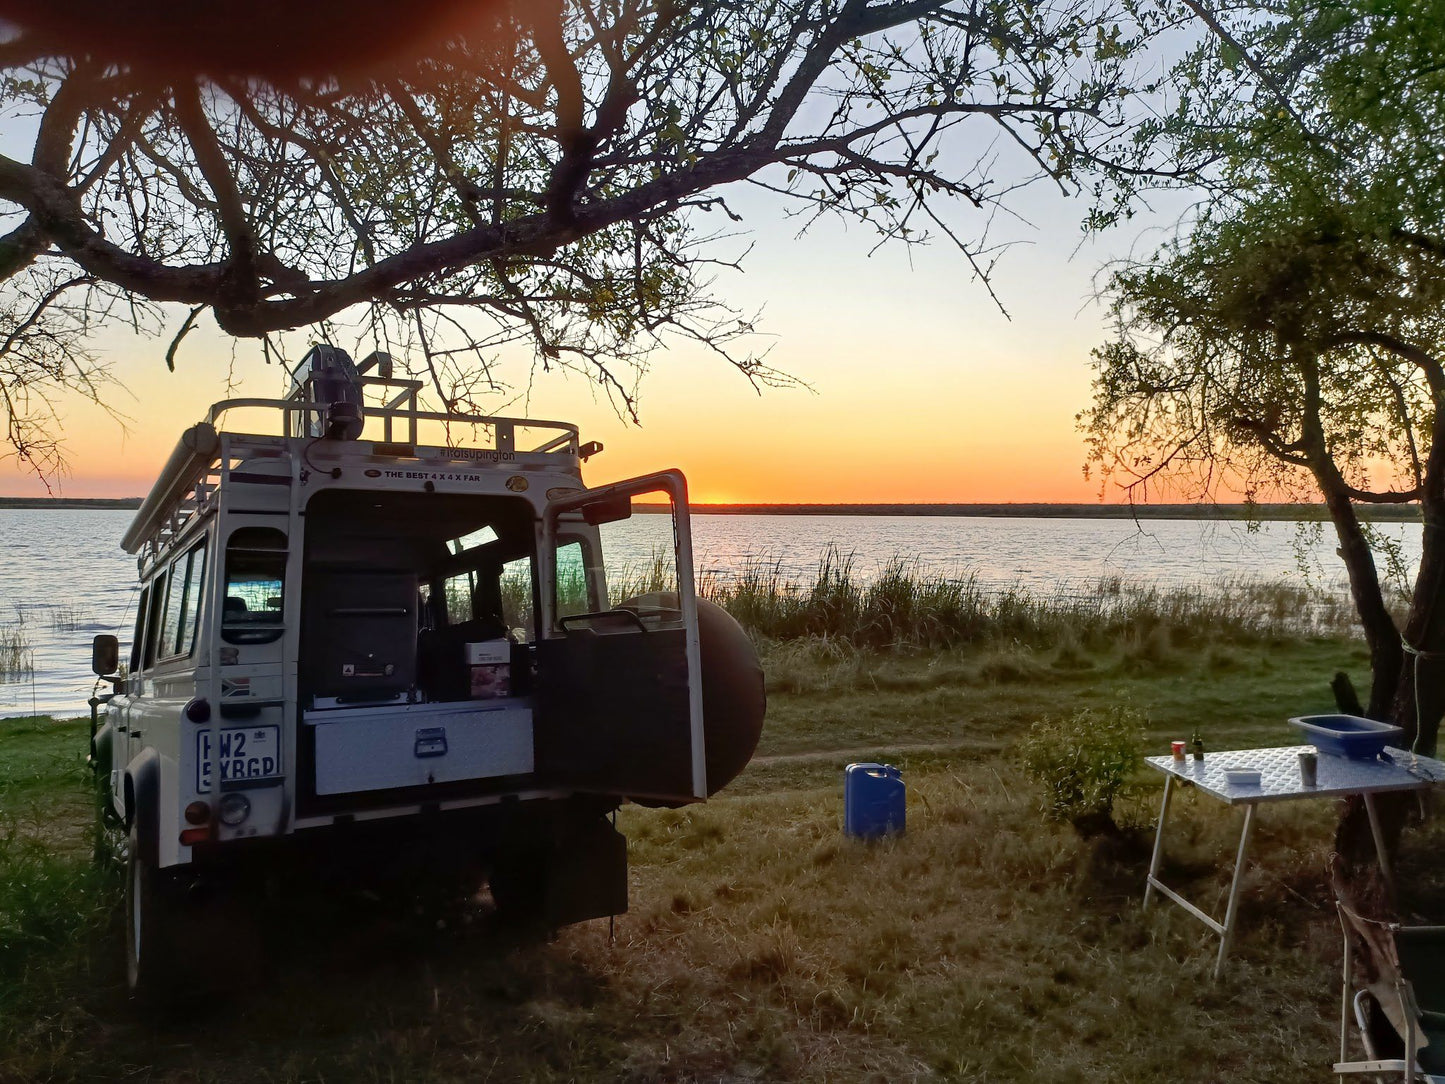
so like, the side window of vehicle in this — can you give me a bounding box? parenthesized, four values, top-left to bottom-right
(161, 554, 188, 658)
(128, 584, 149, 673)
(155, 541, 207, 660)
(443, 571, 475, 625)
(141, 573, 167, 669)
(222, 527, 287, 645)
(178, 542, 207, 657)
(554, 539, 591, 620)
(500, 556, 534, 642)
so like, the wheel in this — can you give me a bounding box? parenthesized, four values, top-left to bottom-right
(124, 827, 258, 1005)
(124, 823, 183, 1001)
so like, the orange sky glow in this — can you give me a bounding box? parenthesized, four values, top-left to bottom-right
(0, 185, 1189, 505)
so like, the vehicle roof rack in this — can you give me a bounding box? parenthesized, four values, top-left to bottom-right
(121, 358, 582, 558)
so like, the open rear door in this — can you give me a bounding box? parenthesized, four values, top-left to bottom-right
(535, 470, 705, 803)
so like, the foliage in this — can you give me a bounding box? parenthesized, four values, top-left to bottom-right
(0, 830, 113, 1004)
(1018, 702, 1143, 834)
(0, 0, 1168, 475)
(1083, 0, 1445, 733)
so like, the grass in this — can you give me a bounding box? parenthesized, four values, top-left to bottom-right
(0, 573, 1410, 1082)
(707, 551, 1357, 651)
(0, 623, 33, 683)
(43, 602, 84, 634)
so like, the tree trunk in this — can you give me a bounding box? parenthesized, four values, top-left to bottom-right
(1389, 506, 1445, 755)
(1311, 465, 1411, 919)
(1331, 505, 1444, 924)
(1313, 468, 1404, 719)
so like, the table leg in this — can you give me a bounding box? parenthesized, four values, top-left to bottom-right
(1362, 792, 1397, 899)
(1214, 802, 1257, 980)
(1340, 908, 1352, 1064)
(1144, 774, 1175, 910)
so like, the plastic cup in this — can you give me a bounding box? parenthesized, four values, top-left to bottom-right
(1171, 741, 1187, 760)
(1299, 749, 1318, 787)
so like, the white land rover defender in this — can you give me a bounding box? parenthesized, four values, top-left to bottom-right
(89, 345, 765, 998)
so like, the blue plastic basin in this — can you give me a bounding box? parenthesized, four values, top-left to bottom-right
(1288, 714, 1404, 759)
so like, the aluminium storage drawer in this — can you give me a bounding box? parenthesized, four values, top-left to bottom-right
(305, 699, 534, 795)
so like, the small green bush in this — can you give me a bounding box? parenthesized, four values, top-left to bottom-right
(1018, 704, 1144, 836)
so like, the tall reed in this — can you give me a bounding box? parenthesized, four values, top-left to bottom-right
(506, 546, 1353, 652)
(0, 625, 32, 683)
(700, 548, 1356, 651)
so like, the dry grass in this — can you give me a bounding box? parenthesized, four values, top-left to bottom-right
(1, 756, 1348, 1083)
(614, 769, 1340, 1082)
(0, 632, 1394, 1082)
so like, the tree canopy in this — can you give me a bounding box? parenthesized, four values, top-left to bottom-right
(1086, 0, 1445, 738)
(0, 0, 1159, 475)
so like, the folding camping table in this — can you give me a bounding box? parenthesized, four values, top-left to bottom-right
(1143, 746, 1445, 979)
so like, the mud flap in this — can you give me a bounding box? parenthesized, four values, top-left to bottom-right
(547, 818, 627, 926)
(492, 817, 628, 927)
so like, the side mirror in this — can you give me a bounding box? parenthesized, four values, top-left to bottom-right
(582, 494, 632, 527)
(91, 634, 119, 677)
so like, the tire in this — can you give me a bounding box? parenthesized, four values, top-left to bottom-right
(124, 823, 182, 1001)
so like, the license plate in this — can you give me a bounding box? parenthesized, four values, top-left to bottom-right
(196, 726, 283, 792)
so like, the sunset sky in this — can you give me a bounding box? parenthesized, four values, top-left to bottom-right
(0, 181, 1185, 505)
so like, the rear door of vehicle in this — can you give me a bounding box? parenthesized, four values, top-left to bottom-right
(534, 470, 705, 803)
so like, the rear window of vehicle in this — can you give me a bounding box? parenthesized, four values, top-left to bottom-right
(222, 527, 287, 645)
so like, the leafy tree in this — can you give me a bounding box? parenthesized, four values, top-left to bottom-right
(0, 0, 1157, 476)
(1085, 0, 1445, 902)
(1090, 200, 1445, 722)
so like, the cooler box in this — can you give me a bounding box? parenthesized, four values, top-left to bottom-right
(844, 762, 905, 839)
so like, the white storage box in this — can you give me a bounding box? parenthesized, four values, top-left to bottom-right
(466, 639, 511, 699)
(306, 700, 534, 795)
(465, 640, 510, 665)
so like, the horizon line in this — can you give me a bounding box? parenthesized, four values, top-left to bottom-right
(0, 495, 1417, 521)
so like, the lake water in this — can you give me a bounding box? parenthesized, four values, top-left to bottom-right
(0, 507, 1420, 718)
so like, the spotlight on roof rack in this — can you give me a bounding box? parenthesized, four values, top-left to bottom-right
(326, 401, 363, 441)
(290, 344, 363, 440)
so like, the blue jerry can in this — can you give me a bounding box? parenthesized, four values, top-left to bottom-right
(844, 762, 905, 839)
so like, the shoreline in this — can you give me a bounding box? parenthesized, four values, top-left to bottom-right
(683, 502, 1417, 521)
(0, 496, 1420, 521)
(0, 497, 143, 509)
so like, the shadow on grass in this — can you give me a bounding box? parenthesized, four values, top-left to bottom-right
(11, 873, 643, 1083)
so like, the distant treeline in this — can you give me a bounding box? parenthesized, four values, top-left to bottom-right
(0, 497, 142, 509)
(0, 496, 1420, 521)
(682, 502, 1420, 521)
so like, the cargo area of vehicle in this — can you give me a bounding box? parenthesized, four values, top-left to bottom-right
(296, 489, 542, 805)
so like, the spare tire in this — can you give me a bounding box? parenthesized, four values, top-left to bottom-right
(617, 594, 765, 798)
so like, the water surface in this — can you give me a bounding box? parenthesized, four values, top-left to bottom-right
(0, 508, 1416, 718)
